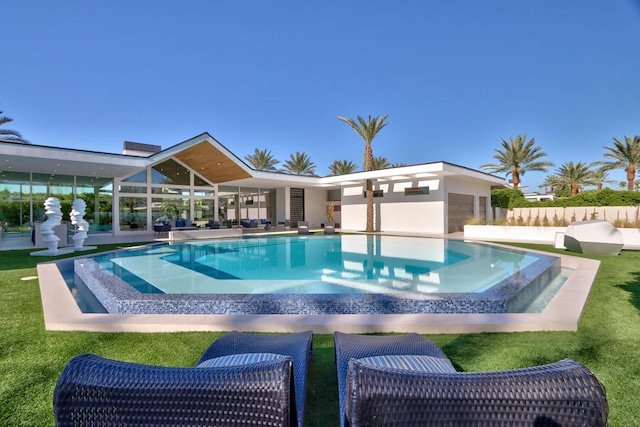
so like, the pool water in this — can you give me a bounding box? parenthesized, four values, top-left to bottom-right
(91, 235, 538, 294)
(67, 235, 567, 315)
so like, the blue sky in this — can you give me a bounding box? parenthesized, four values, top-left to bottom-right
(3, 1, 640, 191)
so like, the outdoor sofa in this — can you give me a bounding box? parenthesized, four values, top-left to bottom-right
(334, 332, 609, 427)
(54, 330, 313, 427)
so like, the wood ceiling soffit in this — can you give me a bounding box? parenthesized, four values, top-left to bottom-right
(174, 142, 251, 184)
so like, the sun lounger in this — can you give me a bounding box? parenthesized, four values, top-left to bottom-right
(198, 330, 313, 427)
(334, 332, 608, 427)
(54, 330, 313, 427)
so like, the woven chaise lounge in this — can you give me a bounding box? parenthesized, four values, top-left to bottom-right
(334, 332, 609, 427)
(54, 330, 313, 427)
(198, 330, 313, 427)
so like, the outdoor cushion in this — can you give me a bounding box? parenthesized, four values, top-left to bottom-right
(356, 354, 456, 373)
(197, 352, 283, 368)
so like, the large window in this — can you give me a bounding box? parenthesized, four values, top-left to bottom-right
(0, 172, 114, 236)
(0, 171, 31, 235)
(152, 159, 190, 185)
(119, 196, 147, 231)
(76, 177, 113, 233)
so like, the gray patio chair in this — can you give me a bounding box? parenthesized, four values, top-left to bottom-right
(198, 330, 313, 427)
(297, 221, 309, 235)
(324, 221, 335, 235)
(54, 352, 295, 426)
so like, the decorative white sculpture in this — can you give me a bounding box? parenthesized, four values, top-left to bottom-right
(41, 197, 62, 254)
(564, 220, 624, 255)
(71, 198, 89, 250)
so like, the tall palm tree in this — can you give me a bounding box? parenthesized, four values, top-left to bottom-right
(372, 156, 391, 170)
(244, 148, 280, 171)
(595, 136, 640, 191)
(337, 114, 389, 231)
(282, 151, 316, 176)
(328, 159, 358, 176)
(391, 162, 408, 168)
(555, 161, 595, 196)
(480, 134, 554, 189)
(0, 111, 30, 144)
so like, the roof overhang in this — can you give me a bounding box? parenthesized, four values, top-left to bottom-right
(1, 136, 505, 190)
(0, 142, 149, 178)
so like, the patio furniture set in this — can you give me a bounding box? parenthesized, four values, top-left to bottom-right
(53, 331, 609, 426)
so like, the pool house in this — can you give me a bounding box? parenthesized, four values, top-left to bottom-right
(0, 132, 504, 242)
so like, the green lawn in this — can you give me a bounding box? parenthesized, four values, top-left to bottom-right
(1, 242, 639, 426)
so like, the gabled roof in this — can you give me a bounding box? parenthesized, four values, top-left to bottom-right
(148, 133, 253, 184)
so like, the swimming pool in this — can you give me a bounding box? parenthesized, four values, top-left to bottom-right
(66, 235, 567, 315)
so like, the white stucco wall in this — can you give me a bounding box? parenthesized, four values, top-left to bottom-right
(304, 188, 328, 228)
(338, 174, 494, 234)
(380, 201, 446, 233)
(341, 204, 367, 231)
(340, 179, 448, 233)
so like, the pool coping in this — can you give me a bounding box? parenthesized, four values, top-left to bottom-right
(37, 241, 601, 334)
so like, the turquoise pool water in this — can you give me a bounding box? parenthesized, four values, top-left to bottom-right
(67, 235, 566, 314)
(90, 235, 540, 294)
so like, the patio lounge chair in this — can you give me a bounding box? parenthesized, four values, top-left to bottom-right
(324, 221, 335, 235)
(334, 332, 609, 427)
(54, 352, 295, 426)
(334, 332, 450, 427)
(198, 330, 313, 427)
(297, 221, 309, 235)
(153, 221, 171, 236)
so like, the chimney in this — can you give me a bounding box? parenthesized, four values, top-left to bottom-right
(122, 141, 161, 157)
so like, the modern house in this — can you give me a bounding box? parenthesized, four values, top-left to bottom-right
(0, 132, 504, 240)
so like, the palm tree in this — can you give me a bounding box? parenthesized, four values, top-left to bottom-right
(595, 136, 640, 191)
(282, 152, 316, 176)
(539, 174, 559, 194)
(555, 161, 595, 196)
(373, 156, 391, 170)
(0, 111, 30, 144)
(244, 148, 280, 171)
(328, 159, 358, 176)
(480, 134, 554, 189)
(391, 162, 408, 168)
(589, 165, 616, 191)
(337, 114, 389, 231)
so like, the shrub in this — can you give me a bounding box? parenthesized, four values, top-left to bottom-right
(490, 189, 527, 209)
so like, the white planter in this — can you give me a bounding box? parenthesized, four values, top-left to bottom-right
(464, 225, 565, 243)
(464, 225, 640, 249)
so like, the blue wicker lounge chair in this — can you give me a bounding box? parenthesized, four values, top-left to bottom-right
(334, 332, 609, 427)
(199, 330, 313, 427)
(54, 352, 295, 426)
(334, 332, 450, 427)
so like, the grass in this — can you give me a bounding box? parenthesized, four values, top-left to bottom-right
(1, 242, 639, 426)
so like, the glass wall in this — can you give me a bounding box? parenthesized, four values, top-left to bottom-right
(116, 159, 217, 232)
(217, 186, 275, 228)
(0, 172, 114, 237)
(76, 177, 113, 233)
(0, 171, 31, 236)
(119, 196, 147, 231)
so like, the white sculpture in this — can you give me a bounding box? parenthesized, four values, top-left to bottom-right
(564, 220, 624, 255)
(41, 197, 62, 254)
(71, 198, 89, 250)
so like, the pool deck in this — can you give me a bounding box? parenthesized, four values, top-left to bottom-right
(35, 232, 601, 334)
